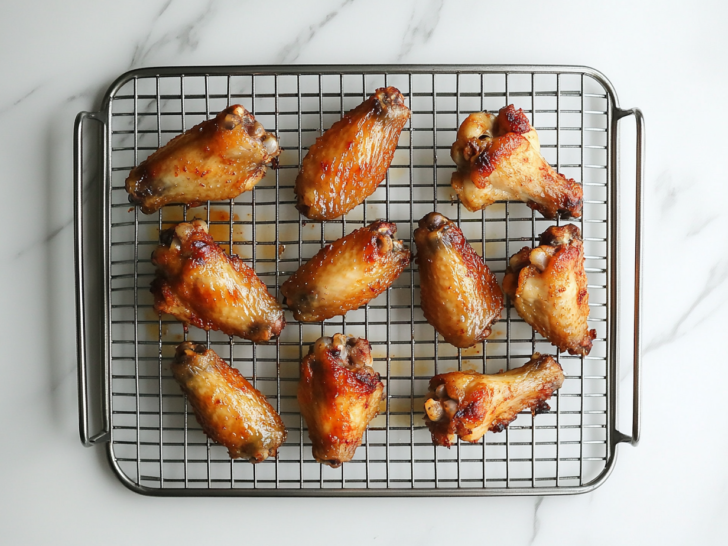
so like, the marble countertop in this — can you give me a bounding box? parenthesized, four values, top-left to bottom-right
(1, 1, 726, 544)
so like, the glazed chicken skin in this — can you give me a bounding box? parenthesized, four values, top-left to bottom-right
(171, 342, 286, 462)
(503, 224, 596, 356)
(414, 212, 503, 348)
(151, 220, 285, 343)
(298, 334, 384, 467)
(295, 87, 411, 220)
(126, 104, 280, 214)
(450, 105, 583, 219)
(424, 353, 564, 447)
(281, 221, 410, 322)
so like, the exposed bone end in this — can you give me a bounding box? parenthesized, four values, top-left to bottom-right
(318, 334, 373, 370)
(261, 134, 280, 156)
(458, 111, 496, 141)
(371, 220, 397, 238)
(426, 383, 460, 422)
(443, 399, 458, 419)
(539, 223, 581, 247)
(419, 212, 450, 233)
(529, 247, 550, 272)
(375, 233, 393, 254)
(175, 341, 208, 361)
(248, 120, 266, 138)
(371, 221, 404, 256)
(425, 398, 444, 422)
(222, 113, 243, 130)
(332, 333, 347, 354)
(319, 458, 344, 469)
(373, 86, 407, 113)
(169, 238, 182, 252)
(171, 220, 208, 244)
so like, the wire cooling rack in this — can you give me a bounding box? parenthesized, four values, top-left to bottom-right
(75, 65, 642, 496)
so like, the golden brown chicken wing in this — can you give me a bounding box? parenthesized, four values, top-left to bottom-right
(294, 87, 411, 220)
(414, 212, 503, 348)
(171, 342, 286, 462)
(424, 353, 564, 447)
(151, 220, 285, 343)
(502, 224, 596, 356)
(450, 105, 583, 219)
(126, 104, 280, 214)
(298, 334, 384, 467)
(280, 221, 410, 322)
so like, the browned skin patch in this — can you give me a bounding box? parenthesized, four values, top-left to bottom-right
(151, 220, 284, 343)
(503, 224, 596, 356)
(497, 104, 531, 134)
(126, 105, 280, 214)
(414, 212, 503, 348)
(171, 342, 286, 462)
(295, 87, 411, 220)
(450, 105, 583, 219)
(424, 354, 564, 447)
(281, 221, 410, 322)
(298, 335, 385, 467)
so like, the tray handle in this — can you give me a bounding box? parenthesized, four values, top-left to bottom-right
(615, 107, 644, 447)
(74, 111, 110, 447)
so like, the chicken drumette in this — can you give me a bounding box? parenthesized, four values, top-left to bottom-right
(503, 224, 596, 356)
(281, 221, 410, 322)
(414, 212, 503, 348)
(151, 220, 285, 342)
(450, 105, 583, 219)
(424, 353, 564, 447)
(171, 342, 286, 462)
(298, 334, 384, 467)
(295, 87, 411, 220)
(126, 104, 280, 214)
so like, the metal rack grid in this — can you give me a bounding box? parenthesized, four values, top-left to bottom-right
(85, 66, 626, 496)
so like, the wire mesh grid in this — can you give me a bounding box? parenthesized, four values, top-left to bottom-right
(105, 67, 612, 495)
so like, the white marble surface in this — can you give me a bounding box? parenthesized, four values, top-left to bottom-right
(1, 0, 727, 543)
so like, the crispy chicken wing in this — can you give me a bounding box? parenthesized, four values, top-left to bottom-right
(414, 212, 503, 348)
(126, 105, 280, 214)
(502, 224, 596, 356)
(281, 221, 410, 322)
(171, 342, 286, 462)
(151, 220, 285, 342)
(298, 334, 384, 467)
(450, 105, 583, 219)
(424, 353, 564, 447)
(295, 87, 411, 220)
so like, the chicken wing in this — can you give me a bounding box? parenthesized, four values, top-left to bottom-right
(171, 342, 286, 462)
(281, 221, 410, 322)
(424, 353, 564, 447)
(450, 105, 583, 219)
(414, 212, 503, 348)
(126, 104, 280, 214)
(502, 224, 596, 356)
(151, 220, 285, 343)
(295, 87, 411, 220)
(298, 334, 384, 467)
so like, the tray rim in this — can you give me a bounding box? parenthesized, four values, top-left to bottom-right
(91, 63, 627, 497)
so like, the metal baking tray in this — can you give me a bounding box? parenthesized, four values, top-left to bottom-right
(74, 65, 643, 496)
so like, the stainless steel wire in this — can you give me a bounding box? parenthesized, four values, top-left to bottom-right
(99, 66, 618, 496)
